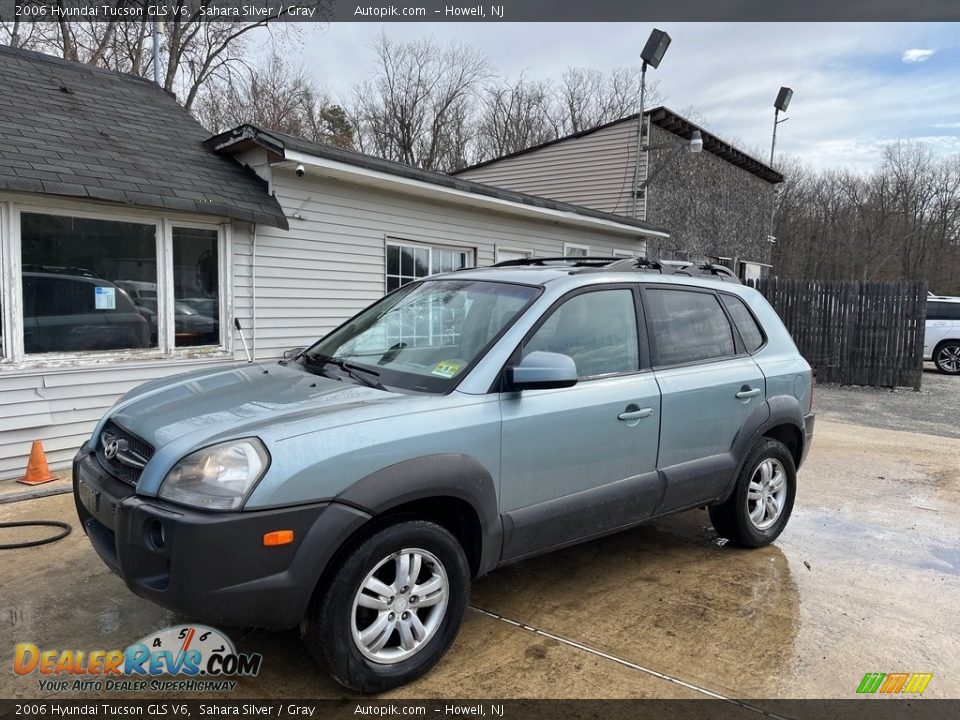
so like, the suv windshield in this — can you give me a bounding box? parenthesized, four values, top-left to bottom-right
(305, 279, 539, 393)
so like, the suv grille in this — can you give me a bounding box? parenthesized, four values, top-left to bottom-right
(96, 421, 154, 486)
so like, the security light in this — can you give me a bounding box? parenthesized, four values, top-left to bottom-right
(689, 131, 703, 153)
(775, 87, 793, 113)
(640, 29, 671, 69)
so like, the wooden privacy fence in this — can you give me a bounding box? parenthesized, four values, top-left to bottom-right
(747, 278, 928, 389)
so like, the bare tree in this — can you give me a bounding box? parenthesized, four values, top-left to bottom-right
(772, 144, 960, 294)
(556, 66, 663, 134)
(194, 50, 352, 147)
(350, 33, 491, 172)
(1, 2, 331, 110)
(475, 74, 556, 161)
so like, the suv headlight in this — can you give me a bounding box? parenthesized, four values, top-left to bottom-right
(159, 439, 270, 511)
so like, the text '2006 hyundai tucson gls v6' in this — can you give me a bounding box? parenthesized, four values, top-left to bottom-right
(73, 256, 815, 692)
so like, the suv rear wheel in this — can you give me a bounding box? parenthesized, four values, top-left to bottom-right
(933, 341, 960, 375)
(302, 520, 470, 693)
(709, 437, 797, 547)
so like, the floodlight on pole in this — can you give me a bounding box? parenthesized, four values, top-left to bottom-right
(767, 86, 793, 244)
(631, 29, 671, 219)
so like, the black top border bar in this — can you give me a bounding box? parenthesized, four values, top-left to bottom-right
(1, 0, 959, 22)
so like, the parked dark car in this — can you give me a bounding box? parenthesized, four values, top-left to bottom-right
(22, 272, 150, 353)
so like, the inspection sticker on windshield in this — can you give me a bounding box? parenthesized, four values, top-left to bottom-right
(432, 361, 461, 378)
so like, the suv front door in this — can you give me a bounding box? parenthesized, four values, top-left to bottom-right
(642, 286, 767, 512)
(498, 286, 661, 560)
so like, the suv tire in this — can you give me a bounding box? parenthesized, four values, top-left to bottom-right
(302, 520, 470, 693)
(709, 438, 797, 548)
(933, 341, 960, 375)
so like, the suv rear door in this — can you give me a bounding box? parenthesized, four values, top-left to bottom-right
(498, 285, 661, 560)
(642, 285, 767, 512)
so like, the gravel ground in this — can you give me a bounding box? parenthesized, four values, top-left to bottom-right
(815, 364, 960, 438)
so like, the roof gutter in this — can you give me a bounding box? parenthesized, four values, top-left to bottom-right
(277, 150, 670, 239)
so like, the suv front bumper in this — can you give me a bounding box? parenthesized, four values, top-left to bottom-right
(73, 449, 369, 629)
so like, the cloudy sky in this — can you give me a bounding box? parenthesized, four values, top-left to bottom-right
(289, 22, 960, 170)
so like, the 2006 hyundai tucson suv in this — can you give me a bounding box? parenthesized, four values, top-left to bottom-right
(74, 257, 815, 692)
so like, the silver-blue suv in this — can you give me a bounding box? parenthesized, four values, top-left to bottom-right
(73, 257, 815, 692)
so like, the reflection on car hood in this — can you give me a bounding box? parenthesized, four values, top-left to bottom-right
(109, 361, 400, 449)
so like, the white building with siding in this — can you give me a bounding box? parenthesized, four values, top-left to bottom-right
(0, 49, 667, 480)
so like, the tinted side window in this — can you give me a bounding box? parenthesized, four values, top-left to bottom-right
(523, 289, 639, 378)
(927, 302, 948, 320)
(721, 294, 765, 353)
(926, 301, 960, 321)
(646, 288, 735, 365)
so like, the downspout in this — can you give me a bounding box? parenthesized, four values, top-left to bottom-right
(251, 222, 258, 361)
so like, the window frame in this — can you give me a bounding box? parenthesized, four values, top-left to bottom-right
(719, 291, 768, 355)
(0, 198, 232, 370)
(384, 237, 475, 294)
(562, 242, 591, 257)
(640, 284, 744, 370)
(495, 245, 533, 264)
(496, 283, 651, 390)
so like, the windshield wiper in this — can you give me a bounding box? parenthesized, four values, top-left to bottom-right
(304, 354, 388, 391)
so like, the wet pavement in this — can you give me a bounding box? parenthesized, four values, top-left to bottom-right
(1, 419, 958, 700)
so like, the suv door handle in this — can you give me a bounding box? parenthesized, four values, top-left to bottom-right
(736, 387, 761, 399)
(618, 407, 654, 421)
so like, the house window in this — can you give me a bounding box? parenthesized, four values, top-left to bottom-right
(563, 242, 590, 257)
(612, 249, 636, 258)
(173, 227, 220, 347)
(496, 246, 533, 264)
(386, 240, 473, 292)
(4, 209, 227, 362)
(20, 213, 157, 354)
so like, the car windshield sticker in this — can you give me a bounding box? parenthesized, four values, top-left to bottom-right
(432, 361, 461, 378)
(94, 286, 116, 310)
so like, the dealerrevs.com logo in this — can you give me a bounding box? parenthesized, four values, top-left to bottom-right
(14, 625, 262, 693)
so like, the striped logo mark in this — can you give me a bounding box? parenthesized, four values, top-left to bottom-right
(857, 672, 933, 694)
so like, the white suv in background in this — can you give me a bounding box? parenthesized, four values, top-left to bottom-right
(925, 296, 960, 375)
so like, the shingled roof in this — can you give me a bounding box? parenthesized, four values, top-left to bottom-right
(0, 46, 288, 229)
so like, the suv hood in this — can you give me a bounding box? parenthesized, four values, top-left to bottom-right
(107, 361, 399, 450)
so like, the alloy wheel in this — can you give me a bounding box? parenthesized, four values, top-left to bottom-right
(747, 458, 788, 530)
(936, 344, 960, 373)
(351, 548, 449, 664)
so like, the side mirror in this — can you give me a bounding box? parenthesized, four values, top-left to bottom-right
(283, 347, 306, 360)
(506, 351, 578, 391)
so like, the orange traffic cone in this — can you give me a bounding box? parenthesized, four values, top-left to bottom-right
(19, 440, 57, 486)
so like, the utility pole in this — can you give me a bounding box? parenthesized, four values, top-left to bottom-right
(152, 20, 161, 85)
(630, 29, 671, 220)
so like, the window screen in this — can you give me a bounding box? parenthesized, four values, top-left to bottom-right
(523, 289, 639, 378)
(721, 294, 765, 353)
(645, 288, 735, 365)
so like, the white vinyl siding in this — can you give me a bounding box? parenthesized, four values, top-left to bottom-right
(458, 117, 648, 218)
(0, 192, 253, 478)
(0, 170, 649, 479)
(250, 170, 648, 358)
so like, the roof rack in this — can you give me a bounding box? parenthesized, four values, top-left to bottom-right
(491, 256, 624, 268)
(489, 256, 742, 283)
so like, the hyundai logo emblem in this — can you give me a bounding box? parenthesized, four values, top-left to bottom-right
(104, 440, 120, 460)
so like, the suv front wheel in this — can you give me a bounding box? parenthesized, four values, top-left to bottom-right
(302, 519, 470, 693)
(709, 437, 797, 547)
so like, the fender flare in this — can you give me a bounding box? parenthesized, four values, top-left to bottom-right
(335, 453, 502, 576)
(719, 395, 806, 502)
